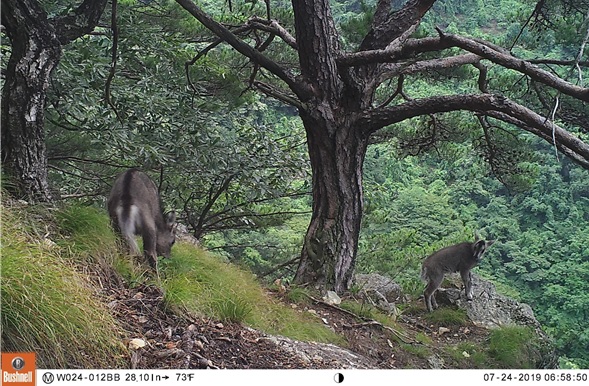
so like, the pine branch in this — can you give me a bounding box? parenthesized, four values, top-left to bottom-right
(361, 93, 589, 169)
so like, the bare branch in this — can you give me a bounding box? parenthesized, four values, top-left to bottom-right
(473, 61, 489, 93)
(529, 59, 589, 67)
(253, 81, 303, 108)
(378, 53, 481, 83)
(338, 36, 451, 67)
(375, 75, 407, 109)
(572, 8, 589, 86)
(104, 0, 123, 123)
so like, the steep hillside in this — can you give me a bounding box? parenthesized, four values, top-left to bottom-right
(0, 199, 556, 369)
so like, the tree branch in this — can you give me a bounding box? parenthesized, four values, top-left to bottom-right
(52, 0, 109, 45)
(247, 16, 298, 50)
(174, 0, 310, 101)
(339, 36, 453, 67)
(360, 93, 589, 169)
(253, 81, 303, 108)
(104, 0, 122, 123)
(437, 28, 589, 102)
(359, 0, 436, 51)
(378, 53, 480, 83)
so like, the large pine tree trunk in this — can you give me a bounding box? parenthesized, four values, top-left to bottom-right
(294, 110, 369, 293)
(289, 0, 373, 293)
(1, 2, 61, 202)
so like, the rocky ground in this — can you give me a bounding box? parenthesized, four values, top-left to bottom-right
(103, 281, 494, 369)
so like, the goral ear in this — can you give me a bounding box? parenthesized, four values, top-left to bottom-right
(166, 211, 176, 227)
(486, 239, 496, 247)
(474, 230, 481, 241)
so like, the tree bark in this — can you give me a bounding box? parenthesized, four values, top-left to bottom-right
(1, 1, 61, 202)
(294, 111, 369, 292)
(1, 0, 108, 202)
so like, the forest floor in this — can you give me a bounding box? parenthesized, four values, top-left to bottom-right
(105, 280, 493, 369)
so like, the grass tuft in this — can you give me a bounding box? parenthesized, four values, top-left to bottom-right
(488, 325, 539, 368)
(1, 203, 126, 368)
(424, 307, 468, 326)
(54, 205, 119, 261)
(446, 342, 490, 368)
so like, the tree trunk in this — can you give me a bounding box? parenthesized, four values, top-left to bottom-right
(1, 2, 61, 202)
(294, 110, 369, 293)
(1, 0, 109, 202)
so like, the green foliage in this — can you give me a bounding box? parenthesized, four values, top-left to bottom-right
(45, 0, 309, 246)
(0, 203, 126, 368)
(488, 326, 541, 368)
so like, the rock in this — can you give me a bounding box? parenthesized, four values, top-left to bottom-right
(322, 290, 341, 305)
(435, 274, 558, 368)
(354, 273, 403, 314)
(427, 354, 445, 369)
(249, 327, 376, 369)
(128, 338, 147, 350)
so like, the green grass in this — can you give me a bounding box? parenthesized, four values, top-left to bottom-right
(339, 300, 379, 319)
(1, 203, 126, 368)
(445, 342, 491, 368)
(159, 243, 344, 344)
(488, 326, 539, 368)
(55, 204, 153, 286)
(401, 342, 432, 359)
(424, 307, 469, 326)
(54, 205, 120, 261)
(8, 199, 538, 370)
(285, 286, 312, 304)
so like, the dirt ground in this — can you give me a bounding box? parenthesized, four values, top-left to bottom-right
(103, 281, 493, 369)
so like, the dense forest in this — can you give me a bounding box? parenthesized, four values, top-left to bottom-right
(1, 0, 588, 367)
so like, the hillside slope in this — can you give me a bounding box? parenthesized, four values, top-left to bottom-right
(0, 200, 556, 369)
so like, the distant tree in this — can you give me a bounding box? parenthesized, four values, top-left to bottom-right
(1, 0, 108, 202)
(173, 0, 589, 293)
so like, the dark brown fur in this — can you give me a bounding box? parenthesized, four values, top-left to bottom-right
(421, 238, 495, 312)
(107, 169, 175, 268)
